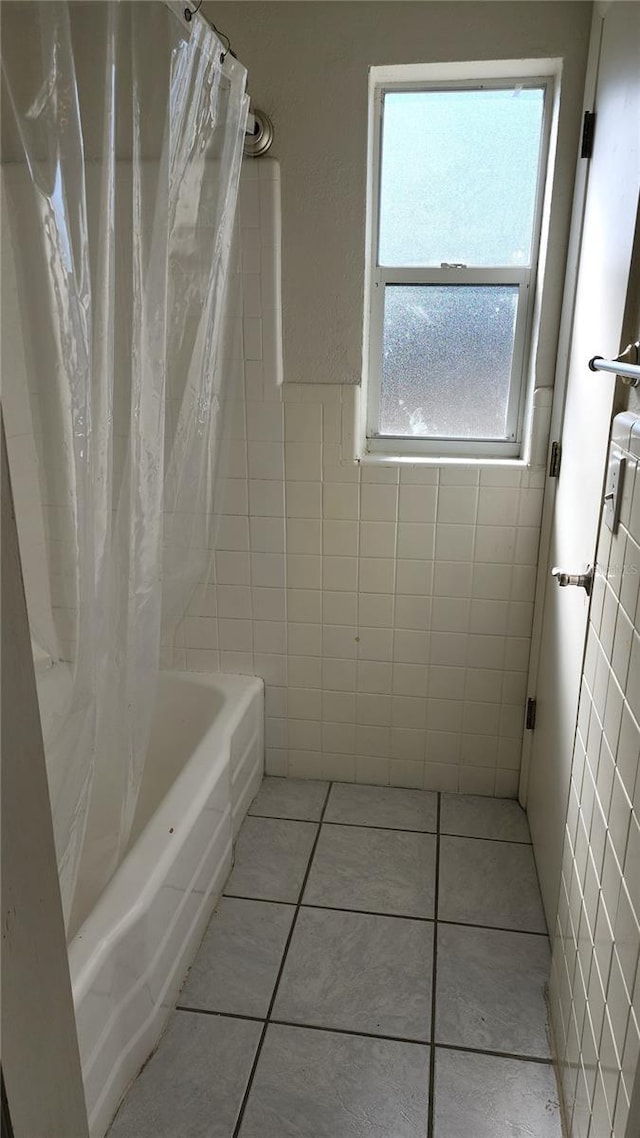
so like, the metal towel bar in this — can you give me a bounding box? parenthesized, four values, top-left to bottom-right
(588, 341, 640, 387)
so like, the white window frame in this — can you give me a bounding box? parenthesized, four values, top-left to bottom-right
(360, 61, 559, 462)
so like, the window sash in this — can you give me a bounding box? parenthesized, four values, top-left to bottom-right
(366, 267, 531, 453)
(364, 74, 553, 460)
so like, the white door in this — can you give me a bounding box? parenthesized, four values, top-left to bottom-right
(522, 0, 640, 929)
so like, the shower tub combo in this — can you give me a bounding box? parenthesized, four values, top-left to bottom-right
(63, 668, 263, 1138)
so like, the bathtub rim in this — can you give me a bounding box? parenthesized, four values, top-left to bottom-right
(68, 669, 263, 999)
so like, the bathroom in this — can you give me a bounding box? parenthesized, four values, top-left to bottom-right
(1, 1, 639, 1136)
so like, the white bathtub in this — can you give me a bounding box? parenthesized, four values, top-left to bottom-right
(67, 670, 264, 1138)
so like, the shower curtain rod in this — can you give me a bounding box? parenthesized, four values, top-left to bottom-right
(588, 341, 640, 387)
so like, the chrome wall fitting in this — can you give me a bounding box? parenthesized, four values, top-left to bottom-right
(551, 565, 594, 595)
(244, 109, 274, 157)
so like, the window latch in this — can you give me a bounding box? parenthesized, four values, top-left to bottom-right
(440, 262, 467, 269)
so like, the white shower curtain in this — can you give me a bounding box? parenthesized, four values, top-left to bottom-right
(1, 0, 248, 928)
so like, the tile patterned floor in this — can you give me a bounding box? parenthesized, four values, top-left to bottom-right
(109, 780, 563, 1138)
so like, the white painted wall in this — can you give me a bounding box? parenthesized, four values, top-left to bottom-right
(209, 1, 592, 386)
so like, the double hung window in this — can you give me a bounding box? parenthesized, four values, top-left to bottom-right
(364, 66, 554, 459)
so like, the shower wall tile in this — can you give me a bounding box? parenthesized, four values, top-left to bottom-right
(176, 160, 547, 797)
(549, 418, 640, 1138)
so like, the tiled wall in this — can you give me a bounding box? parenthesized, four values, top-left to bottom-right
(175, 159, 548, 796)
(549, 411, 640, 1138)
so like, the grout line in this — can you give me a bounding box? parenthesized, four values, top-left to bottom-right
(437, 830, 531, 847)
(220, 896, 548, 938)
(175, 1005, 554, 1066)
(436, 916, 549, 939)
(222, 892, 297, 906)
(176, 1005, 265, 1024)
(301, 902, 434, 923)
(231, 1021, 267, 1138)
(271, 1017, 427, 1047)
(249, 813, 436, 834)
(427, 791, 441, 1138)
(174, 1010, 553, 1069)
(247, 811, 531, 845)
(231, 780, 333, 1138)
(247, 811, 328, 825)
(428, 1040, 555, 1067)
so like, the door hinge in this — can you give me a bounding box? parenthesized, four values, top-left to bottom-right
(526, 698, 537, 731)
(549, 441, 562, 479)
(580, 111, 596, 159)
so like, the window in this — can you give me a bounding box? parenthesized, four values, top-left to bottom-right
(363, 63, 555, 460)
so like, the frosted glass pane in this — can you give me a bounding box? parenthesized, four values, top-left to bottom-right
(379, 88, 545, 267)
(379, 285, 518, 439)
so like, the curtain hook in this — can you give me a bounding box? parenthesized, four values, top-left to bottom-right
(184, 0, 202, 22)
(183, 1, 232, 63)
(214, 26, 232, 59)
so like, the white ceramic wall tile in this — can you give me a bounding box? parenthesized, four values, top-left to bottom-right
(284, 402, 322, 442)
(253, 588, 286, 622)
(285, 686, 319, 720)
(399, 484, 437, 523)
(322, 624, 358, 660)
(360, 482, 398, 521)
(396, 559, 433, 595)
(322, 690, 355, 723)
(395, 595, 430, 631)
(252, 552, 286, 589)
(216, 585, 251, 620)
(249, 479, 285, 517)
(477, 486, 520, 526)
(437, 484, 478, 524)
(287, 519, 322, 556)
(322, 590, 357, 625)
(323, 520, 358, 557)
(323, 482, 360, 520)
(550, 417, 640, 1138)
(247, 441, 284, 481)
(358, 557, 395, 594)
(287, 554, 321, 590)
(246, 401, 283, 441)
(286, 482, 322, 519)
(434, 524, 475, 562)
(323, 555, 358, 592)
(285, 441, 322, 482)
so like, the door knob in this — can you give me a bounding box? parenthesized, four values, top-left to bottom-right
(551, 565, 593, 596)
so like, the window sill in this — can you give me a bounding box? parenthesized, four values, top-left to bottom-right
(356, 451, 534, 470)
(353, 388, 553, 472)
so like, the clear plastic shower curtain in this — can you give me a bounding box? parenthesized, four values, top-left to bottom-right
(1, 0, 248, 928)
